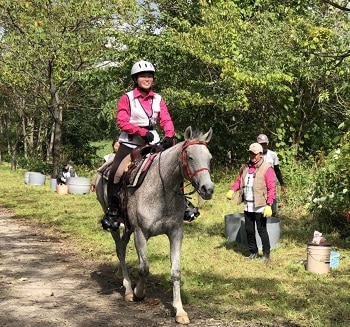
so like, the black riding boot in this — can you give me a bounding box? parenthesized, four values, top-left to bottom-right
(101, 197, 120, 231)
(101, 184, 121, 231)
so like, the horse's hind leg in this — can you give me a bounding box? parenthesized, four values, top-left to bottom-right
(110, 228, 134, 302)
(133, 230, 148, 300)
(169, 229, 190, 324)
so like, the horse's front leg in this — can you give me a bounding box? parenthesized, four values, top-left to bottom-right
(133, 228, 148, 300)
(110, 228, 134, 302)
(169, 227, 190, 324)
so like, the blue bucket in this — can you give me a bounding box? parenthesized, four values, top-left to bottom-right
(330, 250, 340, 269)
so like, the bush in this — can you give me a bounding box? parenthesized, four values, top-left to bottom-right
(16, 157, 52, 175)
(305, 131, 350, 237)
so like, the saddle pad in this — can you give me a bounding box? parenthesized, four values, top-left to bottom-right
(128, 153, 158, 188)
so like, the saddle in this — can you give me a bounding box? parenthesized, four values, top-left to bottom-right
(98, 144, 161, 185)
(97, 144, 162, 229)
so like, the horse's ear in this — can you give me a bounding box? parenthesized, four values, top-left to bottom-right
(184, 126, 193, 141)
(203, 127, 213, 143)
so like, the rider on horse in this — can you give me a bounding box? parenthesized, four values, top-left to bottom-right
(102, 60, 176, 229)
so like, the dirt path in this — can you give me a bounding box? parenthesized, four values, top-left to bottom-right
(1, 207, 266, 327)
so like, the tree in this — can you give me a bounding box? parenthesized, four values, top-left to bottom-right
(0, 0, 137, 176)
(137, 0, 350, 165)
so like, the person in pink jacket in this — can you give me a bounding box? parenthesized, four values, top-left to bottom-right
(101, 60, 175, 230)
(226, 143, 276, 261)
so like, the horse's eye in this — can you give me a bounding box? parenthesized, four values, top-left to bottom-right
(187, 155, 193, 161)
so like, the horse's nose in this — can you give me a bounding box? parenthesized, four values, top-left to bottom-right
(201, 183, 214, 200)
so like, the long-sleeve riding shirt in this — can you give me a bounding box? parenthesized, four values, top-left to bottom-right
(116, 88, 175, 139)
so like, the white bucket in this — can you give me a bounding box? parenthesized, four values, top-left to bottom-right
(28, 172, 46, 186)
(68, 177, 91, 194)
(24, 172, 30, 184)
(236, 215, 281, 250)
(307, 243, 331, 274)
(50, 178, 57, 191)
(225, 213, 244, 242)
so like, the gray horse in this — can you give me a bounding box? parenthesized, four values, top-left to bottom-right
(95, 126, 214, 324)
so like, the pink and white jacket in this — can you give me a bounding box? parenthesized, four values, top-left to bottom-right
(116, 88, 174, 147)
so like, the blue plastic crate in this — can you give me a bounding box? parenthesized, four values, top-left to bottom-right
(330, 250, 340, 269)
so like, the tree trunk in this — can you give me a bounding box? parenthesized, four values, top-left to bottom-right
(51, 90, 63, 178)
(47, 122, 55, 164)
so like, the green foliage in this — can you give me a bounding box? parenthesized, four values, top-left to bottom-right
(16, 157, 52, 175)
(139, 0, 350, 166)
(2, 0, 350, 182)
(0, 0, 138, 174)
(305, 129, 350, 236)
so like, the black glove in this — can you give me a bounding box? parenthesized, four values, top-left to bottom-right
(161, 137, 175, 150)
(142, 131, 154, 143)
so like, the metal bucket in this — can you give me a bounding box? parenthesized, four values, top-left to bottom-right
(240, 217, 281, 250)
(28, 172, 46, 186)
(50, 178, 57, 191)
(225, 213, 244, 242)
(307, 243, 331, 274)
(68, 177, 91, 194)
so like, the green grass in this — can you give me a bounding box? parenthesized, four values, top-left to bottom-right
(1, 162, 349, 326)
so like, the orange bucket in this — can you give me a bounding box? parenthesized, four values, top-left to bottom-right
(56, 184, 69, 195)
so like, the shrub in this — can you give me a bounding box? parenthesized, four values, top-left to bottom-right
(16, 157, 52, 175)
(305, 131, 350, 237)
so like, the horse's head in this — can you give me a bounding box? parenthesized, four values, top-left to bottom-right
(182, 126, 214, 200)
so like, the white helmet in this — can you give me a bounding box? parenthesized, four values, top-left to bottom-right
(131, 60, 155, 76)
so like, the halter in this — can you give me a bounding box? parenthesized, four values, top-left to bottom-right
(181, 141, 210, 183)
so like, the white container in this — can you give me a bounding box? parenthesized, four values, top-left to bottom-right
(240, 216, 281, 250)
(28, 172, 46, 186)
(307, 243, 331, 274)
(225, 213, 281, 250)
(225, 213, 244, 242)
(50, 178, 57, 191)
(68, 177, 91, 194)
(24, 172, 30, 184)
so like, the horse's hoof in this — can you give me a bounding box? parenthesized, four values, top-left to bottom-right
(134, 287, 145, 300)
(133, 294, 144, 302)
(124, 293, 134, 302)
(175, 315, 190, 324)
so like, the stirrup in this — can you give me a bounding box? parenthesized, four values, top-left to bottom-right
(106, 208, 119, 217)
(101, 209, 120, 231)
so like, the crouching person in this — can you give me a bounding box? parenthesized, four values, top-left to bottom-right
(57, 161, 77, 185)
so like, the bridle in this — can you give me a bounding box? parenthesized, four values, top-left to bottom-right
(158, 140, 210, 196)
(181, 140, 210, 187)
